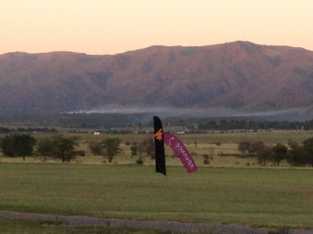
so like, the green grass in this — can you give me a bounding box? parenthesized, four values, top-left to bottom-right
(0, 164, 312, 228)
(0, 219, 164, 234)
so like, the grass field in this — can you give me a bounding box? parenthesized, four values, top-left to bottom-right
(0, 219, 163, 234)
(0, 164, 312, 229)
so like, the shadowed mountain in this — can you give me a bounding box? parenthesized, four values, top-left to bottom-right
(1, 41, 313, 119)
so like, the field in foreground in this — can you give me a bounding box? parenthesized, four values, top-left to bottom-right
(0, 164, 312, 228)
(0, 219, 162, 234)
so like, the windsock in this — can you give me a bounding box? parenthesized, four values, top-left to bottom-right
(164, 132, 198, 173)
(153, 116, 198, 175)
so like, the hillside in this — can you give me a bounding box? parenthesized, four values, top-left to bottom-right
(1, 41, 313, 116)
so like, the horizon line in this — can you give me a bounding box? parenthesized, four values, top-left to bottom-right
(1, 40, 311, 56)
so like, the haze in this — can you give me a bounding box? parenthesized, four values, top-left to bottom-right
(1, 0, 313, 54)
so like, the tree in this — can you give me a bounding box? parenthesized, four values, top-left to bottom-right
(37, 136, 79, 162)
(248, 141, 266, 155)
(130, 142, 138, 157)
(256, 146, 272, 166)
(37, 138, 55, 160)
(272, 143, 288, 166)
(131, 137, 156, 165)
(102, 138, 121, 162)
(1, 136, 15, 157)
(88, 138, 121, 162)
(238, 141, 251, 156)
(89, 141, 103, 156)
(52, 136, 78, 162)
(303, 137, 313, 166)
(1, 134, 36, 160)
(141, 138, 154, 159)
(287, 142, 307, 166)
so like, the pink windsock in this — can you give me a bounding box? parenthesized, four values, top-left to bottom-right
(164, 132, 198, 173)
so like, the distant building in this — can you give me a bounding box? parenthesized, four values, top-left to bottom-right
(93, 131, 101, 136)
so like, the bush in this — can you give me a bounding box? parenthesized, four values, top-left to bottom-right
(202, 154, 212, 165)
(248, 141, 265, 155)
(141, 138, 154, 159)
(130, 143, 138, 157)
(75, 150, 86, 157)
(238, 141, 251, 156)
(89, 141, 103, 155)
(136, 157, 143, 165)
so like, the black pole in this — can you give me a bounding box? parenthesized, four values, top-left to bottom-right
(153, 116, 166, 175)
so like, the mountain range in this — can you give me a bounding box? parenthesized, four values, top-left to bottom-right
(1, 41, 313, 119)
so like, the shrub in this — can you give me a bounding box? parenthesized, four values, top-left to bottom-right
(238, 141, 251, 156)
(248, 141, 265, 155)
(88, 141, 103, 155)
(140, 138, 154, 159)
(202, 154, 212, 165)
(136, 157, 143, 165)
(130, 143, 138, 157)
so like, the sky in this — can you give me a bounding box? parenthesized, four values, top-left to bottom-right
(1, 0, 313, 54)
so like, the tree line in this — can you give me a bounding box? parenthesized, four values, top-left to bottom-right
(0, 134, 154, 164)
(2, 133, 313, 167)
(1, 134, 79, 162)
(196, 119, 313, 130)
(238, 138, 313, 166)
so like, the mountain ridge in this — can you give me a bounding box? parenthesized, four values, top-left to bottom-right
(1, 41, 313, 118)
(3, 40, 313, 57)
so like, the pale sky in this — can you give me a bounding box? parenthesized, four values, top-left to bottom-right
(1, 0, 313, 54)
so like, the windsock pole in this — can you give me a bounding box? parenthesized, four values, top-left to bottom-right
(153, 116, 166, 175)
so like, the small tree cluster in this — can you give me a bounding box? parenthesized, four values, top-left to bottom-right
(37, 135, 78, 162)
(89, 137, 121, 163)
(238, 138, 313, 166)
(0, 134, 36, 160)
(128, 138, 154, 165)
(287, 139, 313, 166)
